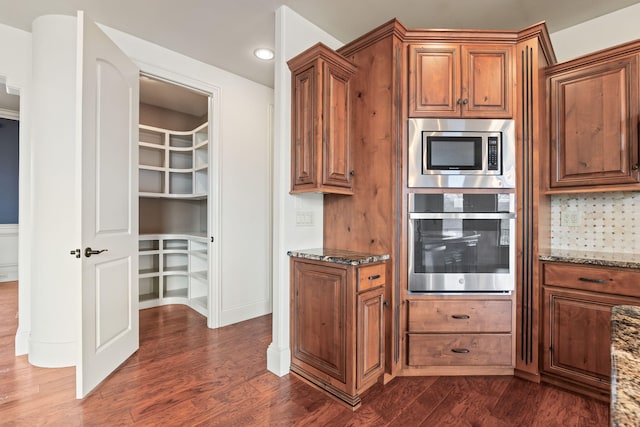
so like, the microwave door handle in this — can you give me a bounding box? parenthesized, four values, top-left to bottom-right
(409, 212, 516, 220)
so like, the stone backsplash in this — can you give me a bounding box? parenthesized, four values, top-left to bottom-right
(549, 192, 640, 256)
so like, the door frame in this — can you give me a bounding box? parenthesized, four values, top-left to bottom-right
(137, 63, 222, 328)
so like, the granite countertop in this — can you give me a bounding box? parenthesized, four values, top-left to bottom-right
(539, 249, 640, 270)
(611, 305, 640, 426)
(287, 248, 390, 266)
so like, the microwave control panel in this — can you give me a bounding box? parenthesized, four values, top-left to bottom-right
(487, 136, 499, 170)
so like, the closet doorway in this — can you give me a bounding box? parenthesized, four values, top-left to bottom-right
(137, 74, 219, 327)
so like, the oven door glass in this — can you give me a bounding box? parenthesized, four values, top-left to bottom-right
(414, 217, 510, 274)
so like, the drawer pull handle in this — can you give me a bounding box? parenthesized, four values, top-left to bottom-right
(578, 277, 607, 284)
(368, 274, 381, 281)
(451, 348, 470, 354)
(451, 314, 470, 319)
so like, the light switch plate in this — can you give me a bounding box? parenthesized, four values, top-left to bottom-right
(296, 211, 314, 226)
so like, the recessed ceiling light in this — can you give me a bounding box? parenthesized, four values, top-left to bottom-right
(254, 48, 274, 61)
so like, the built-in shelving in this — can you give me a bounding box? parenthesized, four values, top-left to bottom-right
(139, 123, 209, 198)
(138, 234, 209, 317)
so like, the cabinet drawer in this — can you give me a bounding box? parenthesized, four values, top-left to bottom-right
(408, 300, 511, 333)
(543, 263, 640, 298)
(407, 333, 512, 366)
(358, 264, 385, 292)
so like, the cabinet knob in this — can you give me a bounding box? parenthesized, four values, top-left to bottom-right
(456, 98, 463, 105)
(383, 301, 390, 307)
(462, 98, 469, 105)
(632, 163, 639, 170)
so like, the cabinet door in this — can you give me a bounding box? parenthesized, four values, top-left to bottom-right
(542, 287, 638, 391)
(322, 62, 352, 189)
(291, 65, 316, 189)
(461, 44, 513, 118)
(549, 54, 640, 188)
(408, 44, 460, 117)
(291, 261, 349, 388)
(357, 288, 384, 389)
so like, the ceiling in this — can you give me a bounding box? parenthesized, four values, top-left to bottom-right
(0, 0, 639, 89)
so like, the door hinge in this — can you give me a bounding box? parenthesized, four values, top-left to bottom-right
(211, 236, 214, 243)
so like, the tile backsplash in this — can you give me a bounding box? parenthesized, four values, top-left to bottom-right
(550, 192, 640, 256)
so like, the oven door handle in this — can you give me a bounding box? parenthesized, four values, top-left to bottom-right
(409, 212, 516, 220)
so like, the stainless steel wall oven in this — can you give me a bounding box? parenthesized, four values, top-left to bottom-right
(408, 193, 516, 293)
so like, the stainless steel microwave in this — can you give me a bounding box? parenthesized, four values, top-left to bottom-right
(408, 118, 516, 188)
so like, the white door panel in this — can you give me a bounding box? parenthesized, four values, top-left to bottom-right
(94, 257, 132, 350)
(95, 59, 132, 234)
(77, 10, 139, 398)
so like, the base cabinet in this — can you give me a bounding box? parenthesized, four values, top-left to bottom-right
(541, 262, 640, 399)
(405, 298, 514, 374)
(290, 256, 386, 408)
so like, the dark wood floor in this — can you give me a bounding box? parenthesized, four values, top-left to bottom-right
(0, 281, 609, 426)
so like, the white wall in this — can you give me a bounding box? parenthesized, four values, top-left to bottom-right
(267, 6, 344, 376)
(551, 3, 640, 61)
(2, 14, 273, 363)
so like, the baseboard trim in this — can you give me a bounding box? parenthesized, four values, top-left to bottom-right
(28, 339, 75, 368)
(220, 300, 271, 327)
(0, 264, 18, 282)
(14, 328, 29, 356)
(267, 342, 290, 377)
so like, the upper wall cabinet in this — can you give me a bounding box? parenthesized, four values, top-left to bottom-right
(547, 47, 640, 191)
(288, 43, 357, 195)
(408, 43, 514, 118)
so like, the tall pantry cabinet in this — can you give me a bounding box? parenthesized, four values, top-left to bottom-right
(137, 77, 214, 322)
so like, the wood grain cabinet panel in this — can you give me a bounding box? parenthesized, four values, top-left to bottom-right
(357, 287, 384, 389)
(408, 333, 512, 366)
(291, 261, 348, 383)
(408, 300, 512, 333)
(288, 43, 356, 195)
(547, 52, 640, 190)
(541, 262, 640, 400)
(409, 43, 514, 118)
(290, 257, 386, 408)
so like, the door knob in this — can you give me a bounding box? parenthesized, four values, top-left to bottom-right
(85, 247, 108, 257)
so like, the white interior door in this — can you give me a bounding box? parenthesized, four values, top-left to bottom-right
(76, 11, 139, 398)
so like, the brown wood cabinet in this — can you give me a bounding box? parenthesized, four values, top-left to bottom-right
(290, 257, 386, 408)
(288, 43, 357, 195)
(541, 261, 640, 400)
(547, 45, 640, 191)
(405, 297, 514, 374)
(408, 43, 514, 118)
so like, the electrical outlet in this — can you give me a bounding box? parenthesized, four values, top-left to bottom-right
(561, 209, 581, 227)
